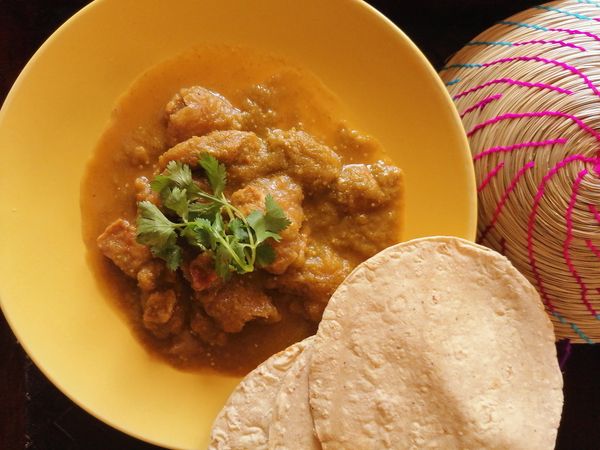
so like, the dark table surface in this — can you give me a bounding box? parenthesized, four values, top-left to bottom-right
(2, 1, 600, 449)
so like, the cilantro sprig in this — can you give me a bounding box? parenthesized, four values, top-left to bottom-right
(136, 155, 291, 278)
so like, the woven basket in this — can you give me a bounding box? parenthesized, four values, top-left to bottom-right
(441, 0, 600, 342)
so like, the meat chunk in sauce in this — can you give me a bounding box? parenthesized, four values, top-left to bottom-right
(158, 130, 286, 183)
(97, 219, 151, 278)
(331, 208, 402, 259)
(98, 219, 175, 292)
(370, 160, 403, 202)
(231, 175, 306, 274)
(165, 86, 245, 145)
(183, 253, 219, 292)
(266, 129, 342, 191)
(267, 240, 351, 321)
(134, 176, 160, 205)
(333, 161, 402, 211)
(198, 275, 281, 333)
(189, 306, 228, 346)
(136, 259, 175, 292)
(142, 289, 185, 338)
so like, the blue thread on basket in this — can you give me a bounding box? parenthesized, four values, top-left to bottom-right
(501, 20, 600, 43)
(466, 41, 513, 46)
(445, 78, 461, 86)
(551, 311, 594, 343)
(535, 5, 593, 20)
(448, 56, 593, 96)
(576, 0, 600, 7)
(440, 63, 483, 71)
(542, 303, 592, 343)
(499, 20, 549, 31)
(465, 39, 584, 52)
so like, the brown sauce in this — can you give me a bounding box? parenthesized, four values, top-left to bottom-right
(81, 46, 403, 375)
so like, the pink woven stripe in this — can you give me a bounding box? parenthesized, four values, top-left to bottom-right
(460, 93, 503, 118)
(493, 161, 535, 225)
(479, 161, 536, 242)
(481, 56, 600, 96)
(453, 78, 572, 100)
(467, 111, 600, 141)
(514, 39, 586, 51)
(473, 138, 567, 161)
(527, 154, 600, 311)
(585, 239, 600, 259)
(590, 204, 600, 224)
(563, 169, 597, 316)
(549, 27, 600, 42)
(478, 162, 504, 192)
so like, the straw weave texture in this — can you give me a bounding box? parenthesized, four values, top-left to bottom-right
(441, 0, 600, 342)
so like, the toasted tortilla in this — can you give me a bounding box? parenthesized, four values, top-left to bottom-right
(309, 237, 563, 449)
(209, 337, 312, 450)
(268, 342, 320, 450)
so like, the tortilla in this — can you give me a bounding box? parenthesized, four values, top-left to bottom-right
(268, 341, 320, 450)
(209, 337, 312, 450)
(309, 236, 563, 449)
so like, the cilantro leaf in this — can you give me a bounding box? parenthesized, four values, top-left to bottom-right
(163, 187, 189, 219)
(246, 196, 291, 245)
(154, 244, 182, 271)
(229, 218, 249, 241)
(181, 219, 210, 249)
(247, 210, 282, 243)
(188, 201, 221, 221)
(150, 174, 171, 194)
(136, 201, 183, 269)
(256, 242, 276, 267)
(151, 161, 200, 200)
(229, 240, 248, 272)
(199, 154, 226, 197)
(213, 211, 225, 233)
(264, 194, 292, 233)
(136, 201, 178, 248)
(214, 244, 232, 280)
(192, 217, 218, 250)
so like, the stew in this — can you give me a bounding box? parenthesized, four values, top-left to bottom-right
(81, 47, 403, 374)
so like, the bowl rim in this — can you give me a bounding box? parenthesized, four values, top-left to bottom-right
(0, 0, 477, 446)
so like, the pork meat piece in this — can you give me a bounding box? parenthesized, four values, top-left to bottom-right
(266, 239, 351, 321)
(198, 276, 280, 333)
(136, 259, 177, 292)
(189, 305, 228, 346)
(97, 219, 152, 278)
(165, 86, 245, 145)
(265, 231, 308, 275)
(142, 289, 185, 338)
(330, 207, 401, 259)
(157, 130, 286, 183)
(266, 129, 341, 191)
(333, 161, 402, 211)
(134, 176, 160, 205)
(230, 175, 306, 274)
(183, 253, 220, 292)
(370, 160, 403, 203)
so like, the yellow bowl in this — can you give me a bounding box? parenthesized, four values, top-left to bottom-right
(0, 0, 476, 448)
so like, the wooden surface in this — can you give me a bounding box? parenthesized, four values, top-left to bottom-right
(1, 0, 600, 448)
